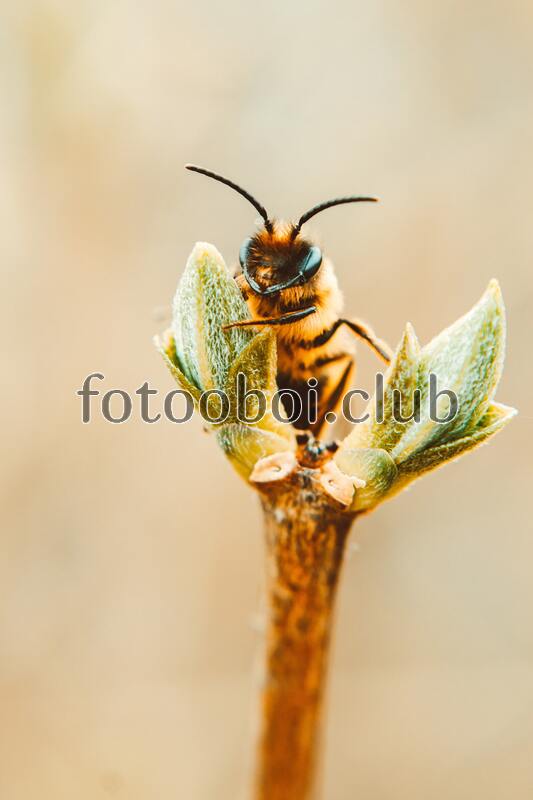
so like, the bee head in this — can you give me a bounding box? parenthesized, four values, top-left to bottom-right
(238, 225, 323, 296)
(186, 164, 377, 297)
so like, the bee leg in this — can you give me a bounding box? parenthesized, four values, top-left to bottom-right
(340, 319, 392, 363)
(222, 305, 317, 331)
(313, 356, 354, 436)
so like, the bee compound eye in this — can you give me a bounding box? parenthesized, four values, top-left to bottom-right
(301, 246, 322, 280)
(239, 238, 253, 268)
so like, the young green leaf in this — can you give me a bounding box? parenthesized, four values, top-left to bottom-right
(217, 423, 295, 480)
(392, 280, 505, 464)
(342, 322, 421, 452)
(396, 402, 516, 481)
(172, 242, 253, 390)
(334, 447, 398, 511)
(336, 280, 515, 513)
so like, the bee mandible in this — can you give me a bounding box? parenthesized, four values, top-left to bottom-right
(186, 164, 392, 434)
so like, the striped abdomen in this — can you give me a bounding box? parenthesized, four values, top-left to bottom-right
(237, 261, 356, 432)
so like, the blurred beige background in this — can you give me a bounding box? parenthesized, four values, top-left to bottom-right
(1, 1, 532, 798)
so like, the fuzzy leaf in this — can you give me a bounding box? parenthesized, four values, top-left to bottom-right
(342, 323, 421, 452)
(336, 279, 514, 512)
(225, 329, 294, 441)
(226, 327, 278, 395)
(159, 242, 296, 470)
(154, 330, 202, 402)
(396, 402, 516, 481)
(334, 448, 398, 511)
(392, 280, 505, 464)
(217, 423, 295, 480)
(172, 243, 253, 390)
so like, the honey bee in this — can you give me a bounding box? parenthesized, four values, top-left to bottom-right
(186, 164, 392, 434)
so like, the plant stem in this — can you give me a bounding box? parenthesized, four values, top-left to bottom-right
(254, 470, 354, 800)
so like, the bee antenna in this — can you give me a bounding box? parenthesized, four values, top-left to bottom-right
(291, 195, 378, 239)
(185, 164, 273, 232)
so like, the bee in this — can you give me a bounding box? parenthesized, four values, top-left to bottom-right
(186, 164, 392, 434)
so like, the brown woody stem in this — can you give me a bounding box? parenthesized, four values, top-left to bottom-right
(253, 467, 355, 800)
